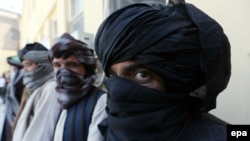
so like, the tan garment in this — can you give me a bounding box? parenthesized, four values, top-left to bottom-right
(12, 87, 29, 133)
(12, 79, 62, 141)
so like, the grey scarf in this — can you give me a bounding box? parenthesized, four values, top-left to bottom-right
(23, 64, 53, 91)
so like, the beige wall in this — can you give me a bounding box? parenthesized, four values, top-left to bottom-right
(186, 0, 250, 124)
(19, 0, 58, 47)
(84, 0, 104, 35)
(20, 0, 104, 48)
(0, 51, 17, 75)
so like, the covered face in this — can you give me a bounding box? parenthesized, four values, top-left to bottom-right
(95, 2, 231, 112)
(49, 33, 96, 108)
(18, 42, 53, 91)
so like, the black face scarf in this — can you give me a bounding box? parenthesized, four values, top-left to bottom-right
(104, 76, 191, 141)
(55, 68, 95, 108)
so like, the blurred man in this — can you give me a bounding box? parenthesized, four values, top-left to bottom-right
(91, 0, 231, 141)
(1, 56, 24, 141)
(49, 33, 105, 141)
(12, 43, 60, 141)
(0, 75, 6, 100)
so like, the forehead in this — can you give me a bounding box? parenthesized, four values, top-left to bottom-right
(110, 60, 138, 76)
(52, 55, 80, 63)
(22, 59, 35, 64)
(111, 60, 135, 70)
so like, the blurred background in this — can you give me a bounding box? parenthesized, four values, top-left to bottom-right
(0, 0, 249, 125)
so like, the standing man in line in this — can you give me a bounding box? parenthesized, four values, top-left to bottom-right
(91, 0, 231, 141)
(1, 56, 24, 141)
(49, 33, 105, 141)
(12, 42, 60, 141)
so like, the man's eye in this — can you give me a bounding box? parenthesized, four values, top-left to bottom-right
(68, 63, 79, 68)
(23, 64, 29, 67)
(53, 64, 60, 68)
(134, 71, 151, 83)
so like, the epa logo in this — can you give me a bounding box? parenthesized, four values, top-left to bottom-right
(227, 125, 250, 140)
(231, 131, 247, 138)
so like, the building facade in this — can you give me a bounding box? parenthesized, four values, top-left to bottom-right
(0, 9, 20, 75)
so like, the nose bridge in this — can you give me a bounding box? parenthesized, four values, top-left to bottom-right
(56, 62, 67, 70)
(61, 63, 67, 69)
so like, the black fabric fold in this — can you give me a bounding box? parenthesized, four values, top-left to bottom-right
(104, 76, 191, 141)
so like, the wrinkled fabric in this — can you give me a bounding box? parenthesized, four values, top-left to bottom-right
(23, 64, 53, 91)
(49, 33, 96, 75)
(22, 50, 50, 64)
(104, 76, 191, 141)
(49, 33, 98, 109)
(94, 2, 230, 141)
(12, 80, 62, 141)
(55, 68, 95, 108)
(18, 42, 48, 62)
(95, 2, 231, 112)
(12, 42, 56, 141)
(53, 87, 104, 141)
(19, 42, 53, 91)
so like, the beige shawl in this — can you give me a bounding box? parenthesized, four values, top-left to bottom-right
(12, 79, 62, 141)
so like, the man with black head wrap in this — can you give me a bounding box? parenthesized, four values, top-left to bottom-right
(12, 42, 61, 141)
(49, 33, 105, 141)
(91, 0, 231, 141)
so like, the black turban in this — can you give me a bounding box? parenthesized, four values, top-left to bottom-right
(7, 56, 23, 68)
(49, 33, 96, 75)
(95, 2, 231, 112)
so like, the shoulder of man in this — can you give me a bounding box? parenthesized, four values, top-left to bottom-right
(185, 113, 228, 141)
(31, 78, 56, 106)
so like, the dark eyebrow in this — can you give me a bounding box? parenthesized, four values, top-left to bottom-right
(109, 63, 146, 76)
(124, 64, 145, 74)
(66, 61, 81, 65)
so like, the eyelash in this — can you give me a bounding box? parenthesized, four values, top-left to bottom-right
(132, 70, 152, 84)
(53, 63, 79, 68)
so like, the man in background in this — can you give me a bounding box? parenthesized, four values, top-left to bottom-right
(49, 33, 105, 141)
(12, 42, 60, 141)
(1, 56, 24, 141)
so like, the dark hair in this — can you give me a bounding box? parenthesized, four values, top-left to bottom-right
(18, 42, 48, 61)
(49, 39, 96, 75)
(52, 50, 75, 60)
